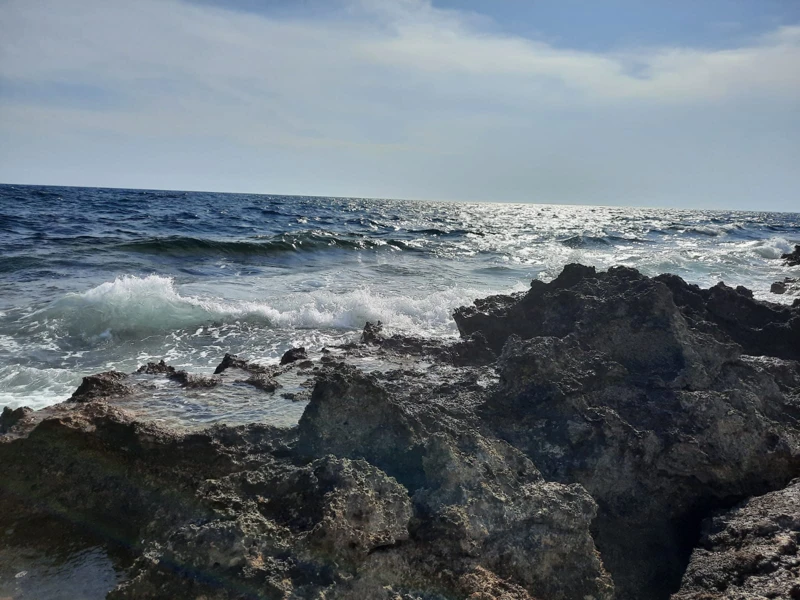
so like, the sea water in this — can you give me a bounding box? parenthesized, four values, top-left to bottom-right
(1, 184, 798, 411)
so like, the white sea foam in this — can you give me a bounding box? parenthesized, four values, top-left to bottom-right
(750, 237, 794, 259)
(0, 365, 79, 409)
(2, 274, 526, 410)
(33, 274, 509, 342)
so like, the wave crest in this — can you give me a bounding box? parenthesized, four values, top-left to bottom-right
(32, 275, 505, 342)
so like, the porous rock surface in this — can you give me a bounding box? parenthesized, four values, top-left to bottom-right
(455, 264, 800, 599)
(2, 264, 800, 600)
(0, 362, 611, 599)
(673, 479, 800, 599)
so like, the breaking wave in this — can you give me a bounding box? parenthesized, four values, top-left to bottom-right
(32, 274, 506, 342)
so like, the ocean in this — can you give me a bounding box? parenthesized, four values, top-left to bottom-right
(1, 183, 798, 411)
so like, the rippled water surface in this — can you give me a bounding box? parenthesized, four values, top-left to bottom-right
(1, 184, 799, 410)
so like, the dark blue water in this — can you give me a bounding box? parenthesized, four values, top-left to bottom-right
(1, 183, 799, 409)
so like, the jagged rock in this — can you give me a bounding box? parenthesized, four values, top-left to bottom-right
(68, 371, 132, 402)
(113, 455, 413, 600)
(0, 405, 32, 433)
(782, 244, 800, 266)
(298, 366, 614, 600)
(453, 265, 800, 599)
(213, 352, 270, 375)
(359, 321, 495, 367)
(136, 359, 176, 375)
(281, 347, 308, 365)
(137, 360, 224, 387)
(442, 331, 496, 366)
(2, 375, 580, 600)
(672, 479, 800, 599)
(455, 264, 800, 362)
(658, 275, 800, 361)
(485, 332, 800, 598)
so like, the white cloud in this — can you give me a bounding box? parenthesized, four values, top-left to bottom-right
(0, 0, 798, 208)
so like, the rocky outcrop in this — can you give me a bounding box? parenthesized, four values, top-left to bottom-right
(243, 373, 280, 392)
(454, 264, 800, 599)
(0, 405, 31, 433)
(673, 479, 800, 599)
(168, 369, 221, 388)
(782, 244, 800, 266)
(298, 366, 614, 600)
(69, 371, 132, 402)
(0, 365, 611, 600)
(4, 263, 800, 600)
(455, 264, 800, 361)
(136, 359, 176, 375)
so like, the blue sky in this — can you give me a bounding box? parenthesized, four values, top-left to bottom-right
(0, 0, 798, 210)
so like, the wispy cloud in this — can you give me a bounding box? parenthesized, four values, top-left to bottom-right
(0, 0, 798, 208)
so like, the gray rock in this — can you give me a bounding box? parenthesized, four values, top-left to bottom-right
(673, 479, 800, 600)
(281, 347, 309, 365)
(0, 405, 32, 433)
(68, 371, 132, 402)
(782, 244, 800, 266)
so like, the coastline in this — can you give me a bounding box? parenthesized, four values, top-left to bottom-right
(2, 263, 800, 600)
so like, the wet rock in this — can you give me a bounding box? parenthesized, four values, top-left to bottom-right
(281, 347, 308, 365)
(0, 406, 32, 433)
(359, 321, 495, 367)
(281, 390, 311, 402)
(361, 320, 385, 344)
(771, 277, 800, 295)
(782, 244, 800, 266)
(68, 371, 132, 402)
(243, 373, 280, 393)
(135, 359, 176, 375)
(673, 479, 800, 600)
(168, 370, 221, 388)
(213, 352, 270, 375)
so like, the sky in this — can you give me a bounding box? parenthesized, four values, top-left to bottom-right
(0, 0, 799, 210)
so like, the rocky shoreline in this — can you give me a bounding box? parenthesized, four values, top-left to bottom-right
(1, 264, 799, 600)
